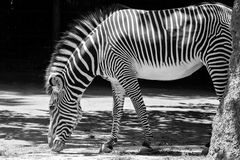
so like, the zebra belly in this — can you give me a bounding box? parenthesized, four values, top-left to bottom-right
(134, 59, 203, 81)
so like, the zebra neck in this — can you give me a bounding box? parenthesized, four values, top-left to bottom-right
(62, 36, 98, 97)
(63, 68, 94, 99)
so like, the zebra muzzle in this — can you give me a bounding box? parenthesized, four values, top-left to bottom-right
(48, 136, 65, 152)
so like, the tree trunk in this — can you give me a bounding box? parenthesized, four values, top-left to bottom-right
(208, 0, 240, 159)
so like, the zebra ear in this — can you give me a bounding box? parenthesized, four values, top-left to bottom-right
(49, 74, 63, 91)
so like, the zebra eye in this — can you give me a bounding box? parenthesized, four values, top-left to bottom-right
(49, 105, 55, 111)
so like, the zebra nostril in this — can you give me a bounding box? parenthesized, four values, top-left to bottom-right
(51, 139, 65, 152)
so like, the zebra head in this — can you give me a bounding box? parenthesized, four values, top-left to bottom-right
(47, 73, 83, 152)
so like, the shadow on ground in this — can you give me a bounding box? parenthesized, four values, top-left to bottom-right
(0, 83, 216, 158)
(0, 110, 49, 144)
(73, 107, 213, 146)
(0, 105, 214, 149)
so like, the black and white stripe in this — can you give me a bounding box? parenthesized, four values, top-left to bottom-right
(46, 3, 232, 152)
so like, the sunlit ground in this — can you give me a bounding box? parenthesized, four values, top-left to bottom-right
(0, 82, 218, 159)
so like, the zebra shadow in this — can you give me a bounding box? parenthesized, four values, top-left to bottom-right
(66, 104, 215, 156)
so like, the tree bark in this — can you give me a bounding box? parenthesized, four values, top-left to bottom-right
(208, 0, 240, 159)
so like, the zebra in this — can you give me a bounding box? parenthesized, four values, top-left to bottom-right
(45, 3, 232, 152)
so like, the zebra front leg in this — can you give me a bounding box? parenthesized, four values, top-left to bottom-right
(100, 83, 125, 153)
(117, 73, 153, 150)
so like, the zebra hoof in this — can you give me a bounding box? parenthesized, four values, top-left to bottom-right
(201, 146, 209, 155)
(138, 146, 159, 155)
(99, 143, 113, 153)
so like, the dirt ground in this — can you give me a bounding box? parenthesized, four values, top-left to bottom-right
(0, 81, 218, 160)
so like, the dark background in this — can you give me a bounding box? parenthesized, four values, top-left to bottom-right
(0, 0, 234, 92)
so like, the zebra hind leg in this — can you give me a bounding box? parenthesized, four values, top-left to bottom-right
(201, 56, 230, 152)
(204, 55, 230, 100)
(99, 82, 125, 153)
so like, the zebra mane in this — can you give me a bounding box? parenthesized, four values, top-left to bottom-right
(200, 2, 232, 10)
(45, 4, 128, 94)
